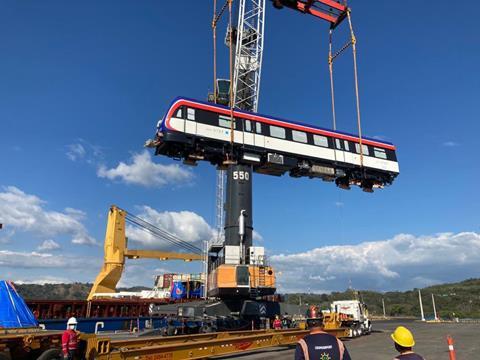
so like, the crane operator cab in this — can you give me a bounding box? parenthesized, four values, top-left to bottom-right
(208, 79, 231, 107)
(207, 244, 276, 298)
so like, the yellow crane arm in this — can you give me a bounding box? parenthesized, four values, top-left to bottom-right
(124, 249, 203, 262)
(87, 205, 202, 301)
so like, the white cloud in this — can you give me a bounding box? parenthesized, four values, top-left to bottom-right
(0, 229, 15, 244)
(14, 276, 72, 285)
(66, 143, 86, 161)
(0, 186, 97, 246)
(117, 263, 158, 288)
(0, 250, 99, 270)
(271, 232, 480, 293)
(97, 151, 193, 188)
(37, 239, 61, 251)
(71, 232, 98, 246)
(442, 141, 460, 147)
(65, 208, 86, 220)
(253, 230, 263, 242)
(65, 139, 104, 163)
(0, 250, 69, 268)
(126, 206, 215, 250)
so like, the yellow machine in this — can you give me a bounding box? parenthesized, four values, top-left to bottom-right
(87, 206, 203, 300)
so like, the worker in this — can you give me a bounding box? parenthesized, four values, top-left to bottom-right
(62, 317, 78, 360)
(273, 315, 282, 330)
(295, 318, 351, 360)
(391, 326, 425, 360)
(281, 312, 291, 329)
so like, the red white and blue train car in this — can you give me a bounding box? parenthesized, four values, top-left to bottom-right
(151, 97, 399, 191)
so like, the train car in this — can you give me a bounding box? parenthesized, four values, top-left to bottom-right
(150, 97, 399, 192)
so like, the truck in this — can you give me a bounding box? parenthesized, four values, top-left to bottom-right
(331, 300, 372, 337)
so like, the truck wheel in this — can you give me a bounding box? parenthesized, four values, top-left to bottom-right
(36, 348, 62, 360)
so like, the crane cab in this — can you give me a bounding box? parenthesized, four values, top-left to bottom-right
(207, 245, 276, 298)
(207, 79, 231, 107)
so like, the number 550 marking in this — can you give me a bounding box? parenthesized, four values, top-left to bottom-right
(233, 171, 249, 181)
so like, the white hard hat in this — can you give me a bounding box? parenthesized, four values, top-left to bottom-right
(67, 317, 78, 326)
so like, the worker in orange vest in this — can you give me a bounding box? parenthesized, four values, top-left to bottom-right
(62, 317, 79, 360)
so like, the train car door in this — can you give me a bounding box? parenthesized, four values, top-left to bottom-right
(185, 107, 197, 135)
(243, 119, 254, 146)
(334, 138, 345, 163)
(253, 121, 265, 148)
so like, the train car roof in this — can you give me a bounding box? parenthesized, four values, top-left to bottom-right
(168, 96, 395, 147)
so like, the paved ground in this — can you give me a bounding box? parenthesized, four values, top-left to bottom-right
(216, 320, 480, 359)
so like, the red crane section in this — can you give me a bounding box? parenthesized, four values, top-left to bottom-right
(273, 0, 348, 27)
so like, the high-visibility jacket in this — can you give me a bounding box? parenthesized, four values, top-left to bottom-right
(295, 330, 351, 360)
(62, 329, 78, 356)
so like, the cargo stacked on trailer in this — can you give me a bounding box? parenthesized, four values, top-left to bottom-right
(154, 273, 205, 301)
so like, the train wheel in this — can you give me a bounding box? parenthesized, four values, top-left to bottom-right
(36, 348, 62, 360)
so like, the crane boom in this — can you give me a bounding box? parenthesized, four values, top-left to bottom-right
(232, 0, 266, 112)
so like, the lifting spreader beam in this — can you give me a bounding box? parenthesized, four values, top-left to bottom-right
(273, 0, 348, 27)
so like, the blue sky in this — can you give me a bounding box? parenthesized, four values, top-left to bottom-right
(1, 1, 479, 292)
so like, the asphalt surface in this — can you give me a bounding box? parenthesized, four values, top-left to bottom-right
(216, 320, 480, 359)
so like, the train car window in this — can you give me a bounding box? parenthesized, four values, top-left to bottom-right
(175, 108, 183, 118)
(235, 117, 243, 131)
(374, 147, 387, 159)
(270, 125, 286, 139)
(355, 143, 370, 156)
(194, 108, 217, 126)
(255, 122, 262, 134)
(187, 108, 195, 121)
(313, 135, 329, 147)
(386, 149, 397, 161)
(219, 115, 236, 129)
(344, 140, 350, 151)
(292, 130, 308, 143)
(245, 120, 252, 132)
(335, 138, 342, 149)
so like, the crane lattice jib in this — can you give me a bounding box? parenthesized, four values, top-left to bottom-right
(232, 0, 265, 112)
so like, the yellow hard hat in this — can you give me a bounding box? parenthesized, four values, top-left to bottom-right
(391, 326, 415, 347)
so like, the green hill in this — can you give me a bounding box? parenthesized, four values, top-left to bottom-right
(284, 278, 480, 319)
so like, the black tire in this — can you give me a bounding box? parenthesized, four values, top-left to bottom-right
(36, 348, 62, 360)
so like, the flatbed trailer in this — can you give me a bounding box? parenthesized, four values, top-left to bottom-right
(0, 328, 63, 360)
(81, 327, 350, 360)
(1, 326, 349, 359)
